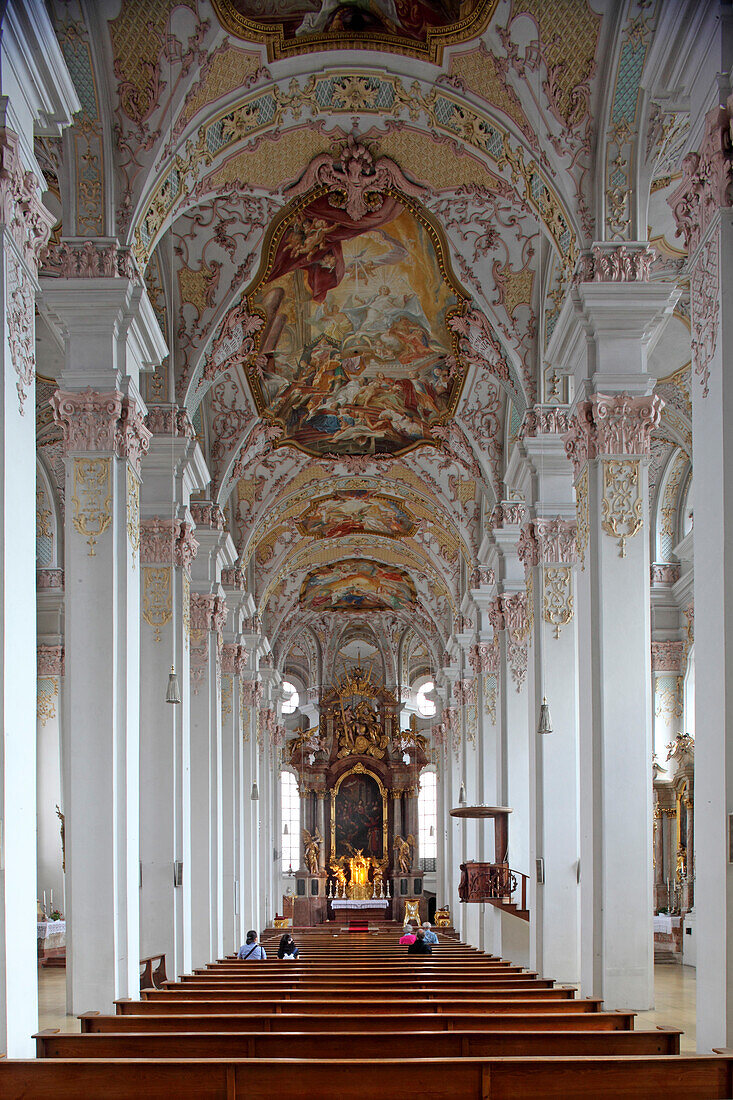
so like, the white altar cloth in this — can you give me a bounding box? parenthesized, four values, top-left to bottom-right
(37, 919, 66, 955)
(331, 899, 388, 910)
(653, 914, 672, 934)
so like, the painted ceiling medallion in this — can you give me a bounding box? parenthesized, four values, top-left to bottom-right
(296, 490, 418, 539)
(243, 140, 470, 458)
(211, 0, 498, 63)
(300, 558, 417, 611)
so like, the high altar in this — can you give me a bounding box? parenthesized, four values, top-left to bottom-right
(287, 663, 428, 924)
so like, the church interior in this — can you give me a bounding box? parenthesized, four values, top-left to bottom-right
(1, 0, 733, 1094)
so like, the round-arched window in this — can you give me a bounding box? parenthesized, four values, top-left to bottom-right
(415, 680, 436, 718)
(282, 681, 300, 714)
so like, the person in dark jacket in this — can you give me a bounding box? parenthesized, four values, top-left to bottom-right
(407, 927, 432, 955)
(278, 933, 299, 959)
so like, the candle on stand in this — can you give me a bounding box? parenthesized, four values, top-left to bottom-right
(43, 890, 47, 916)
(50, 889, 53, 914)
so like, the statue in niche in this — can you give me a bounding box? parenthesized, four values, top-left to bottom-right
(303, 828, 322, 874)
(394, 833, 416, 874)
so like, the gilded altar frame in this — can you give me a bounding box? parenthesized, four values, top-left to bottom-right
(330, 762, 388, 859)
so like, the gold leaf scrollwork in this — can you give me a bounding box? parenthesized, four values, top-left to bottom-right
(482, 673, 497, 725)
(601, 458, 643, 557)
(142, 566, 172, 643)
(542, 565, 574, 639)
(575, 465, 589, 569)
(37, 676, 58, 726)
(71, 457, 112, 556)
(127, 466, 140, 566)
(182, 571, 191, 638)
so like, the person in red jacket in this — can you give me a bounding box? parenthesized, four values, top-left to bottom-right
(399, 923, 416, 945)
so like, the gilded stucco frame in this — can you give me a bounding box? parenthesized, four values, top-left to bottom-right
(330, 761, 388, 859)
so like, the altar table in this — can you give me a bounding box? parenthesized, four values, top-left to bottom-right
(331, 899, 389, 923)
(37, 919, 66, 960)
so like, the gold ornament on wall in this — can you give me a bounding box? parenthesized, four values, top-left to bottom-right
(142, 566, 172, 642)
(127, 466, 140, 566)
(542, 565, 574, 639)
(71, 456, 112, 556)
(601, 458, 643, 557)
(182, 571, 191, 638)
(37, 677, 58, 726)
(575, 465, 589, 569)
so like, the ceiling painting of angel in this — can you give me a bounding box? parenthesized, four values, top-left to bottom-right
(245, 196, 467, 457)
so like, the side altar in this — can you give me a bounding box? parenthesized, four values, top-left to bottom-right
(286, 662, 428, 925)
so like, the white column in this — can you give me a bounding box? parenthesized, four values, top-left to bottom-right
(668, 99, 733, 1048)
(489, 507, 531, 878)
(221, 635, 246, 957)
(0, 40, 73, 1048)
(52, 385, 148, 1014)
(44, 251, 166, 1019)
(551, 267, 677, 1010)
(517, 474, 581, 985)
(240, 669, 263, 932)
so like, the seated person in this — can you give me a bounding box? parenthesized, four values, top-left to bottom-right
(422, 921, 439, 945)
(278, 933, 299, 959)
(237, 929, 267, 960)
(399, 923, 416, 945)
(407, 927, 433, 955)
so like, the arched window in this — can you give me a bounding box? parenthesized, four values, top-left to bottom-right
(282, 681, 300, 714)
(281, 771, 300, 873)
(415, 680, 436, 718)
(418, 770, 437, 866)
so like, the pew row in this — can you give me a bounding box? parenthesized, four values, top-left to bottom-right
(1, 1055, 732, 1100)
(81, 1009, 637, 1033)
(35, 1026, 682, 1058)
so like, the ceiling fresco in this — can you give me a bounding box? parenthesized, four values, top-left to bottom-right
(296, 490, 418, 539)
(245, 194, 468, 457)
(39, 0, 695, 696)
(211, 0, 498, 61)
(300, 559, 418, 612)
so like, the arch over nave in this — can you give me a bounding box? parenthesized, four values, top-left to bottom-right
(1, 0, 732, 1065)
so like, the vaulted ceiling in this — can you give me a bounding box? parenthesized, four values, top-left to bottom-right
(37, 0, 695, 688)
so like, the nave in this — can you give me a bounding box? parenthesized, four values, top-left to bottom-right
(2, 928, 729, 1098)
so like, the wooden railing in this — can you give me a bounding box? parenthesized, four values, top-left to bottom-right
(458, 862, 529, 919)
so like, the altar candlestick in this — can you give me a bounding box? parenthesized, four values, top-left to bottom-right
(43, 890, 47, 915)
(50, 889, 53, 913)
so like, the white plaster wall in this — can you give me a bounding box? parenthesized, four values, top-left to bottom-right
(36, 679, 64, 911)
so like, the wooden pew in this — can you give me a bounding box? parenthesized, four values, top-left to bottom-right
(35, 1025, 682, 1058)
(115, 996, 606, 1015)
(2, 1054, 732, 1099)
(81, 1009, 638, 1034)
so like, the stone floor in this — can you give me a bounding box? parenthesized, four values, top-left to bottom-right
(37, 961, 698, 1048)
(636, 963, 697, 1052)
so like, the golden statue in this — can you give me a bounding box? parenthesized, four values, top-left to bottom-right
(346, 849, 372, 899)
(329, 854, 347, 893)
(303, 828, 322, 875)
(394, 834, 416, 875)
(676, 846, 687, 883)
(371, 856, 389, 896)
(336, 698, 389, 760)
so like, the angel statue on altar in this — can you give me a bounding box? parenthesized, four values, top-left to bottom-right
(329, 854, 348, 894)
(303, 828, 322, 875)
(394, 834, 416, 875)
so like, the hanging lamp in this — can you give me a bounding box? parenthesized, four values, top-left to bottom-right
(166, 665, 181, 704)
(538, 696, 553, 735)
